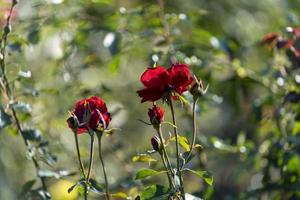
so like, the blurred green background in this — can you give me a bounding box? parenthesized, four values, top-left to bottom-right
(0, 0, 300, 199)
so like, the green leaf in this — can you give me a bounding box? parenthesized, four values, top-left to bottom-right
(111, 192, 128, 199)
(132, 154, 157, 163)
(0, 106, 12, 130)
(139, 185, 170, 200)
(183, 168, 213, 186)
(170, 136, 190, 151)
(135, 169, 165, 180)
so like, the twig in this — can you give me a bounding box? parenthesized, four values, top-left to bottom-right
(0, 0, 49, 194)
(182, 98, 198, 167)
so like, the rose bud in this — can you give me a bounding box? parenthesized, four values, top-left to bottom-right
(67, 114, 79, 131)
(190, 76, 208, 100)
(148, 105, 164, 126)
(151, 136, 160, 151)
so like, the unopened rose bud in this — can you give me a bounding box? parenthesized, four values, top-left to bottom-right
(148, 105, 164, 126)
(67, 114, 79, 131)
(151, 136, 160, 151)
(190, 76, 208, 100)
(13, 0, 19, 5)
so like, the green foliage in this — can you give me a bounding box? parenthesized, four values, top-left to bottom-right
(135, 168, 165, 180)
(0, 0, 300, 199)
(138, 185, 170, 200)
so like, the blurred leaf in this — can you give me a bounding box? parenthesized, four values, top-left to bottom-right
(104, 128, 121, 136)
(27, 28, 40, 44)
(139, 185, 170, 200)
(39, 88, 60, 95)
(210, 136, 237, 152)
(89, 179, 104, 194)
(19, 179, 36, 197)
(8, 102, 32, 114)
(109, 56, 121, 74)
(132, 154, 157, 163)
(0, 106, 11, 130)
(135, 168, 165, 180)
(111, 192, 128, 199)
(23, 129, 41, 142)
(286, 156, 300, 173)
(38, 169, 75, 179)
(183, 168, 213, 186)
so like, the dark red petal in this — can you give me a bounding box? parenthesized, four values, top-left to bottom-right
(168, 63, 193, 94)
(137, 88, 165, 103)
(140, 66, 170, 89)
(87, 96, 108, 113)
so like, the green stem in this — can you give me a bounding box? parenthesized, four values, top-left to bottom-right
(86, 131, 95, 182)
(182, 98, 198, 168)
(168, 97, 185, 199)
(97, 133, 110, 200)
(156, 126, 175, 189)
(73, 132, 86, 179)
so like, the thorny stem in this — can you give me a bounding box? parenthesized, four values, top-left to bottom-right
(0, 1, 49, 194)
(168, 97, 185, 199)
(156, 125, 175, 189)
(97, 133, 110, 200)
(182, 98, 199, 168)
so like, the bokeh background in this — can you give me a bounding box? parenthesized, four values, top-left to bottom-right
(0, 0, 300, 199)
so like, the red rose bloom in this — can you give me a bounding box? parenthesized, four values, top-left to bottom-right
(137, 63, 193, 102)
(68, 96, 111, 134)
(148, 105, 164, 125)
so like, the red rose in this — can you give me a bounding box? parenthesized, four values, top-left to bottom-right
(148, 105, 164, 125)
(137, 64, 193, 102)
(167, 63, 193, 94)
(68, 96, 111, 134)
